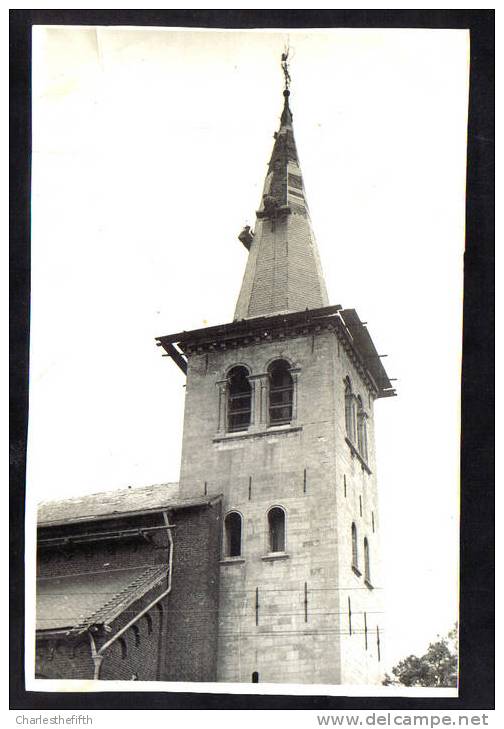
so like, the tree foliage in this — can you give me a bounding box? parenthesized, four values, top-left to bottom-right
(383, 625, 458, 687)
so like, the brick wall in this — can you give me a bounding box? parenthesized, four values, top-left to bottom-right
(36, 638, 95, 680)
(36, 503, 221, 682)
(36, 585, 167, 681)
(98, 586, 167, 681)
(163, 502, 221, 681)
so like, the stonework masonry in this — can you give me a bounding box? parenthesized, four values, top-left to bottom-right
(178, 327, 384, 684)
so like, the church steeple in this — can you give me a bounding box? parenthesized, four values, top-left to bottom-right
(234, 53, 329, 321)
(157, 52, 393, 686)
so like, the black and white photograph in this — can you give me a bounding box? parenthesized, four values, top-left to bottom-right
(10, 9, 494, 715)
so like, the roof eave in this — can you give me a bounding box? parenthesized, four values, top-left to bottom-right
(37, 494, 223, 530)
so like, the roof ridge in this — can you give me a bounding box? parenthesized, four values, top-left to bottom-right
(38, 481, 179, 509)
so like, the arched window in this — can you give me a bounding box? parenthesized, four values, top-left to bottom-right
(252, 671, 259, 683)
(364, 537, 371, 584)
(131, 624, 141, 647)
(357, 396, 368, 461)
(268, 360, 293, 425)
(119, 637, 128, 659)
(268, 507, 286, 552)
(224, 511, 242, 557)
(144, 612, 153, 634)
(351, 522, 359, 571)
(345, 378, 356, 442)
(227, 366, 252, 432)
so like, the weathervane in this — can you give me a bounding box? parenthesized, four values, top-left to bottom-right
(281, 46, 291, 90)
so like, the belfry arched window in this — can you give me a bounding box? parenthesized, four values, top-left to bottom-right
(268, 360, 293, 425)
(227, 366, 252, 432)
(345, 378, 356, 442)
(224, 511, 242, 557)
(364, 537, 371, 584)
(357, 396, 368, 461)
(351, 522, 359, 571)
(268, 506, 286, 552)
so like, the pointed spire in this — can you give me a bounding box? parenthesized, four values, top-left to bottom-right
(233, 54, 329, 321)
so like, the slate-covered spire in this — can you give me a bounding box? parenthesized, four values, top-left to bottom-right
(234, 54, 329, 321)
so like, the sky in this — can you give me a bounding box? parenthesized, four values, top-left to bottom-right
(28, 26, 469, 674)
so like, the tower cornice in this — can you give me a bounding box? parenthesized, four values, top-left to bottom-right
(156, 305, 396, 399)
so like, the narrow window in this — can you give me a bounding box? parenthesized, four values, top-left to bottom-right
(227, 366, 252, 432)
(362, 417, 368, 461)
(356, 396, 364, 453)
(351, 522, 359, 571)
(252, 671, 259, 683)
(131, 625, 141, 647)
(357, 396, 368, 461)
(372, 511, 375, 532)
(119, 637, 128, 659)
(268, 360, 293, 425)
(144, 613, 153, 635)
(364, 537, 371, 584)
(224, 511, 242, 557)
(359, 495, 363, 517)
(345, 378, 356, 442)
(268, 507, 286, 552)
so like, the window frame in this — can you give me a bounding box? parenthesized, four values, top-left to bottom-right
(357, 395, 369, 462)
(345, 377, 370, 465)
(267, 359, 294, 427)
(344, 377, 357, 442)
(223, 510, 243, 559)
(364, 536, 372, 587)
(266, 505, 287, 554)
(351, 521, 361, 575)
(226, 365, 252, 433)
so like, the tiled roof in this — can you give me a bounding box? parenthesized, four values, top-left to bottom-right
(37, 482, 220, 527)
(36, 564, 167, 633)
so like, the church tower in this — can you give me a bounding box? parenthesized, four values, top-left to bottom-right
(157, 55, 395, 685)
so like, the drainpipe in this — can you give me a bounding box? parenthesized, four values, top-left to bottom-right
(88, 511, 174, 680)
(88, 630, 104, 680)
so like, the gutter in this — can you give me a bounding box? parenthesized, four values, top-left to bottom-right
(88, 510, 174, 680)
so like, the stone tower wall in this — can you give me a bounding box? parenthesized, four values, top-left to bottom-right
(178, 327, 383, 684)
